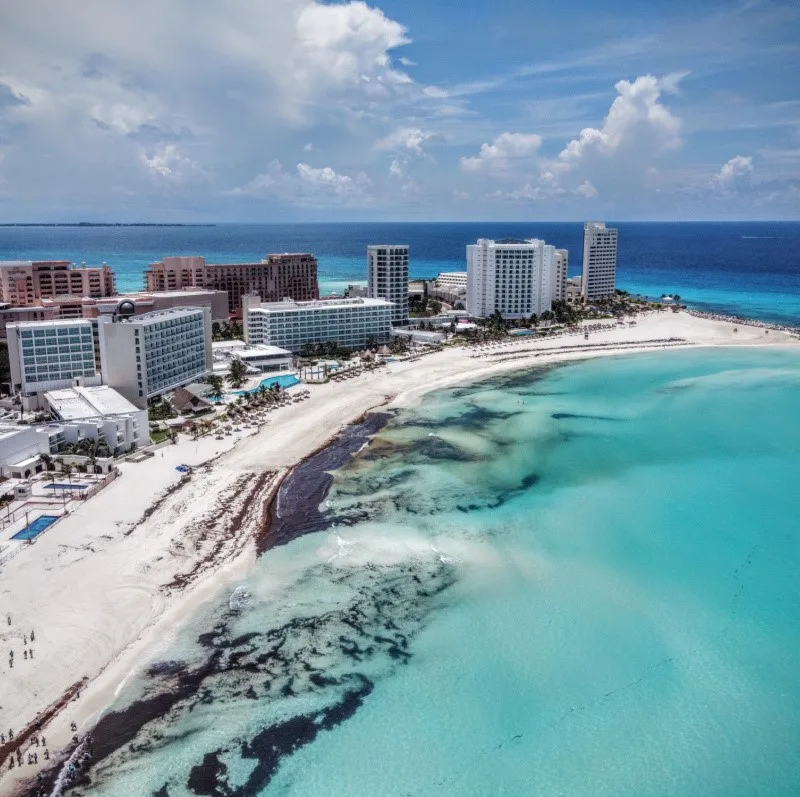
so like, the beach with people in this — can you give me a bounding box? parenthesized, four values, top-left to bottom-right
(1, 308, 798, 796)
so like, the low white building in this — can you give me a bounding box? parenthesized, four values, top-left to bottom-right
(435, 272, 468, 293)
(98, 307, 212, 409)
(212, 340, 293, 374)
(44, 385, 147, 454)
(0, 425, 61, 478)
(566, 275, 583, 304)
(242, 295, 393, 353)
(7, 319, 101, 410)
(390, 328, 446, 346)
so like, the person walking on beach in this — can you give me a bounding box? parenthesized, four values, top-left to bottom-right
(30, 629, 34, 642)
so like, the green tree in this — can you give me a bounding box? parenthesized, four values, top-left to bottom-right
(228, 358, 248, 389)
(207, 374, 225, 401)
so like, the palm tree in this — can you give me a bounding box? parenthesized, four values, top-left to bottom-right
(228, 358, 248, 389)
(207, 374, 225, 401)
(61, 462, 74, 485)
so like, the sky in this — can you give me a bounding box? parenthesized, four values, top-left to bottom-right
(0, 0, 798, 222)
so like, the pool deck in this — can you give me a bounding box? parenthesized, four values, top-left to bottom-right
(0, 473, 109, 566)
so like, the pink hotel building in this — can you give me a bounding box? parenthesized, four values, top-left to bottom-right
(144, 254, 319, 316)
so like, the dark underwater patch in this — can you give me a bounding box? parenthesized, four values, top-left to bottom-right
(71, 550, 458, 796)
(260, 412, 392, 552)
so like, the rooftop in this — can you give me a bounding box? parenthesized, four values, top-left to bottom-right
(252, 297, 393, 312)
(44, 385, 140, 420)
(7, 318, 93, 330)
(104, 306, 208, 324)
(0, 425, 28, 441)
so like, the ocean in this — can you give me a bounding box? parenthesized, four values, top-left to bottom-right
(9, 221, 798, 795)
(0, 221, 798, 325)
(70, 347, 800, 797)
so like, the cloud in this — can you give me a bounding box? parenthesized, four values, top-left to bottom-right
(552, 73, 684, 174)
(140, 144, 206, 181)
(374, 127, 439, 155)
(460, 132, 542, 172)
(0, 0, 411, 215)
(303, 142, 314, 152)
(710, 154, 754, 197)
(388, 158, 404, 178)
(398, 57, 416, 66)
(230, 160, 371, 206)
(576, 180, 598, 198)
(713, 155, 753, 185)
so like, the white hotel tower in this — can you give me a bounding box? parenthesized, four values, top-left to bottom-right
(367, 245, 408, 325)
(581, 222, 618, 301)
(466, 238, 555, 319)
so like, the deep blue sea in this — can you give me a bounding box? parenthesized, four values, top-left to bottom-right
(0, 222, 798, 325)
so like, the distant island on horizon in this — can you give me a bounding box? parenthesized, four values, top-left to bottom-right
(0, 222, 216, 228)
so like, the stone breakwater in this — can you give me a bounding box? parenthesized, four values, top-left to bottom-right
(685, 308, 799, 334)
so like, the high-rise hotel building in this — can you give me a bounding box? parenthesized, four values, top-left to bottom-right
(144, 254, 319, 316)
(466, 238, 555, 319)
(581, 222, 618, 301)
(0, 260, 116, 307)
(553, 249, 569, 302)
(367, 245, 409, 325)
(98, 307, 212, 408)
(7, 319, 101, 408)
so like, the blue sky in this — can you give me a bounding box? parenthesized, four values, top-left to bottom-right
(0, 0, 798, 221)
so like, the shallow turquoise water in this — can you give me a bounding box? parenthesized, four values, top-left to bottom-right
(76, 347, 800, 796)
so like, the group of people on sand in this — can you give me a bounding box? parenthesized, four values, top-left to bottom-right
(7, 624, 35, 669)
(6, 731, 50, 770)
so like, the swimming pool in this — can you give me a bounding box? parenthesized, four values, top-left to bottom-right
(11, 515, 60, 541)
(44, 483, 89, 490)
(234, 374, 300, 395)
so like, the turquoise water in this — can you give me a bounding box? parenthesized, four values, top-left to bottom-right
(73, 348, 800, 796)
(11, 515, 59, 540)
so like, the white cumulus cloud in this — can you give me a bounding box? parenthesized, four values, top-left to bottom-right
(461, 132, 543, 172)
(713, 155, 753, 185)
(140, 145, 205, 181)
(553, 73, 684, 174)
(231, 160, 371, 206)
(374, 127, 439, 155)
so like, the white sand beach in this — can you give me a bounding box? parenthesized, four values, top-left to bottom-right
(1, 310, 797, 795)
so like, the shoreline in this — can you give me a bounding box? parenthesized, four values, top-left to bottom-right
(3, 310, 800, 796)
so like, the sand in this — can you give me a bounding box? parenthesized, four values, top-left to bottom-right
(0, 310, 796, 794)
